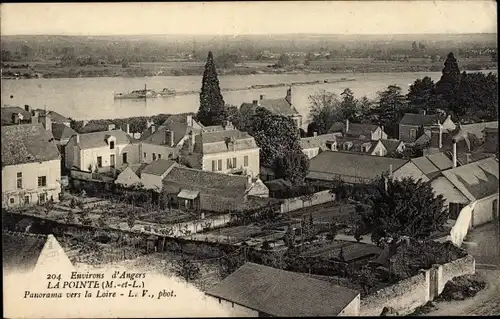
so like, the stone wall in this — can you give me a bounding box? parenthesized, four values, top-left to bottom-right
(280, 190, 335, 213)
(360, 254, 476, 316)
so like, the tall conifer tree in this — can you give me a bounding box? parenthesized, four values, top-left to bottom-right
(197, 51, 227, 126)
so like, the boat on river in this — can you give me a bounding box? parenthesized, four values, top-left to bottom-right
(113, 85, 176, 100)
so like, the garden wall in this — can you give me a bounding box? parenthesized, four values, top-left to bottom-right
(360, 254, 476, 316)
(280, 190, 335, 213)
(165, 213, 232, 237)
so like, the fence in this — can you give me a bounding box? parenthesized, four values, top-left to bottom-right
(360, 254, 476, 316)
(280, 190, 335, 213)
(148, 213, 232, 238)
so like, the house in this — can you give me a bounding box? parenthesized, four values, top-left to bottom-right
(306, 151, 425, 185)
(240, 87, 303, 129)
(410, 152, 454, 180)
(299, 133, 337, 159)
(1, 105, 33, 125)
(140, 159, 177, 191)
(3, 231, 74, 274)
(162, 167, 271, 213)
(180, 127, 261, 178)
(380, 139, 405, 155)
(37, 109, 71, 127)
(433, 157, 499, 227)
(64, 128, 140, 174)
(333, 137, 387, 156)
(114, 163, 148, 188)
(139, 114, 203, 163)
(2, 123, 61, 207)
(205, 262, 360, 317)
(399, 111, 455, 143)
(425, 121, 498, 163)
(328, 119, 387, 140)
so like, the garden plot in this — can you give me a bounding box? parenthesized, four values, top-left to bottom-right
(287, 202, 357, 225)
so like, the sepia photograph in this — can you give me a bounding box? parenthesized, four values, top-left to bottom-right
(1, 1, 498, 317)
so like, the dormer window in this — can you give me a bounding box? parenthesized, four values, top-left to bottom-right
(343, 142, 353, 151)
(110, 141, 115, 150)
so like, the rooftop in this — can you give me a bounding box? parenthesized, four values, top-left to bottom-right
(380, 139, 404, 154)
(38, 109, 70, 123)
(206, 262, 359, 317)
(335, 137, 380, 154)
(300, 133, 337, 150)
(328, 121, 380, 138)
(399, 113, 441, 126)
(441, 157, 499, 201)
(2, 123, 60, 166)
(51, 123, 77, 141)
(240, 94, 300, 117)
(307, 151, 408, 181)
(74, 130, 134, 149)
(194, 129, 258, 154)
(3, 230, 47, 272)
(141, 159, 176, 176)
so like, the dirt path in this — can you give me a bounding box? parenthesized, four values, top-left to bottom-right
(422, 269, 500, 316)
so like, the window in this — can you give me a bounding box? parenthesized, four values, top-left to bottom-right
(9, 198, 14, 204)
(122, 153, 128, 164)
(217, 159, 222, 171)
(24, 196, 30, 205)
(143, 152, 147, 159)
(17, 172, 22, 189)
(232, 157, 237, 168)
(212, 160, 216, 171)
(244, 155, 249, 167)
(409, 129, 417, 139)
(110, 154, 115, 168)
(97, 156, 102, 168)
(152, 153, 157, 161)
(226, 158, 231, 169)
(38, 176, 47, 187)
(158, 154, 162, 159)
(109, 141, 115, 149)
(39, 193, 46, 204)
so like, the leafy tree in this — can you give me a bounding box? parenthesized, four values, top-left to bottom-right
(261, 251, 287, 269)
(127, 212, 136, 229)
(273, 150, 309, 184)
(407, 76, 435, 109)
(353, 265, 378, 295)
(308, 90, 341, 134)
(277, 53, 291, 67)
(434, 52, 461, 112)
(218, 251, 247, 279)
(339, 88, 359, 121)
(172, 257, 201, 283)
(197, 51, 227, 126)
(373, 85, 408, 137)
(388, 144, 425, 159)
(456, 71, 498, 121)
(225, 105, 244, 130)
(261, 240, 271, 250)
(284, 225, 296, 248)
(359, 176, 448, 245)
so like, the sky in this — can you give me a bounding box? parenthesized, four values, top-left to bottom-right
(1, 1, 497, 36)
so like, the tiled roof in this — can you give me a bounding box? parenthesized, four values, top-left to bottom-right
(400, 113, 440, 126)
(128, 163, 148, 176)
(443, 151, 495, 167)
(194, 129, 258, 154)
(3, 230, 47, 272)
(206, 262, 359, 317)
(79, 121, 113, 133)
(300, 133, 337, 150)
(37, 109, 70, 123)
(141, 159, 176, 176)
(163, 167, 249, 198)
(1, 123, 60, 166)
(335, 137, 380, 154)
(1, 106, 32, 123)
(380, 139, 404, 154)
(240, 98, 299, 117)
(76, 130, 134, 149)
(51, 123, 77, 141)
(141, 114, 200, 146)
(441, 157, 499, 201)
(264, 178, 293, 192)
(411, 156, 440, 176)
(426, 152, 453, 171)
(328, 121, 379, 138)
(307, 151, 408, 181)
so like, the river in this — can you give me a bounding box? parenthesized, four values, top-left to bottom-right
(1, 70, 497, 125)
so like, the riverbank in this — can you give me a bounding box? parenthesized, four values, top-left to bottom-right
(2, 58, 496, 80)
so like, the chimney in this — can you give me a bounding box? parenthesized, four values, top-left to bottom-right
(186, 114, 193, 127)
(452, 140, 457, 168)
(286, 86, 292, 105)
(419, 109, 427, 116)
(313, 131, 318, 137)
(43, 115, 52, 131)
(246, 175, 253, 189)
(165, 130, 174, 147)
(75, 134, 80, 144)
(252, 100, 258, 106)
(389, 164, 393, 178)
(31, 110, 39, 124)
(189, 131, 196, 152)
(24, 105, 31, 113)
(11, 113, 19, 124)
(150, 124, 156, 133)
(430, 125, 442, 149)
(345, 119, 350, 133)
(108, 123, 115, 131)
(260, 94, 265, 100)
